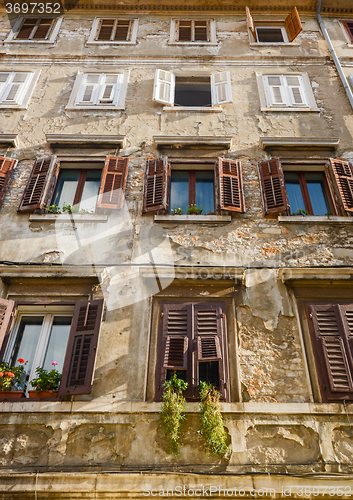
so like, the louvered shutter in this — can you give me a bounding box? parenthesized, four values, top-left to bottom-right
(217, 158, 245, 213)
(258, 159, 289, 215)
(330, 159, 353, 213)
(16, 18, 37, 39)
(0, 298, 16, 359)
(1, 73, 31, 105)
(284, 7, 302, 43)
(96, 19, 115, 41)
(245, 6, 257, 40)
(59, 299, 104, 396)
(32, 18, 54, 39)
(194, 20, 208, 42)
(211, 71, 232, 105)
(98, 74, 122, 105)
(153, 69, 175, 105)
(178, 20, 192, 41)
(142, 158, 170, 213)
(263, 75, 287, 107)
(0, 157, 17, 209)
(76, 74, 101, 105)
(308, 304, 353, 401)
(285, 75, 307, 107)
(97, 156, 129, 210)
(114, 20, 131, 41)
(18, 156, 58, 213)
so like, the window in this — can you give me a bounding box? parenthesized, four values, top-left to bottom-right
(67, 72, 129, 109)
(256, 73, 318, 111)
(246, 6, 302, 44)
(88, 18, 138, 44)
(0, 156, 17, 209)
(142, 158, 245, 215)
(155, 302, 229, 401)
(169, 19, 216, 44)
(342, 21, 353, 44)
(0, 71, 40, 108)
(5, 17, 62, 42)
(257, 158, 353, 216)
(17, 156, 129, 213)
(0, 298, 104, 396)
(153, 70, 232, 108)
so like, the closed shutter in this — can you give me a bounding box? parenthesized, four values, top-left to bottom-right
(330, 159, 353, 213)
(263, 75, 287, 107)
(258, 159, 289, 215)
(344, 22, 353, 43)
(32, 18, 54, 40)
(194, 20, 208, 42)
(96, 19, 115, 40)
(308, 304, 353, 402)
(284, 7, 302, 43)
(0, 157, 17, 209)
(142, 158, 170, 213)
(18, 156, 58, 213)
(98, 74, 122, 105)
(217, 158, 245, 213)
(97, 156, 129, 210)
(211, 71, 232, 105)
(285, 75, 307, 107)
(153, 69, 175, 105)
(76, 74, 101, 105)
(178, 20, 192, 41)
(245, 6, 257, 40)
(0, 298, 16, 359)
(59, 299, 104, 396)
(16, 18, 38, 39)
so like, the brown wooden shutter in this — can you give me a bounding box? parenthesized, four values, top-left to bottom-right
(142, 158, 170, 213)
(258, 159, 289, 215)
(217, 158, 245, 213)
(96, 156, 129, 210)
(308, 304, 353, 402)
(59, 299, 104, 396)
(284, 7, 302, 42)
(343, 22, 353, 43)
(0, 157, 17, 209)
(329, 159, 353, 213)
(96, 19, 115, 40)
(245, 6, 257, 40)
(0, 298, 16, 359)
(32, 18, 54, 40)
(18, 156, 58, 213)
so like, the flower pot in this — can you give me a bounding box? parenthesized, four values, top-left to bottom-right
(28, 390, 59, 399)
(0, 390, 24, 399)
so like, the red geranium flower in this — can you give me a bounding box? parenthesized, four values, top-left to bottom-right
(17, 358, 25, 364)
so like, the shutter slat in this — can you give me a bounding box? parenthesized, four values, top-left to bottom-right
(18, 156, 58, 213)
(0, 157, 17, 209)
(32, 18, 53, 39)
(258, 159, 289, 215)
(217, 158, 245, 213)
(284, 7, 302, 42)
(330, 159, 353, 213)
(97, 156, 129, 210)
(142, 158, 170, 213)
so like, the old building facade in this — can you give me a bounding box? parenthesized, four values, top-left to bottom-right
(1, 0, 353, 497)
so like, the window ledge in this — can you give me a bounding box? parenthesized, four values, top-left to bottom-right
(168, 42, 218, 46)
(278, 215, 352, 223)
(154, 215, 231, 223)
(29, 214, 108, 223)
(250, 42, 297, 47)
(86, 41, 137, 45)
(66, 106, 125, 111)
(162, 106, 223, 112)
(261, 107, 320, 112)
(5, 40, 56, 44)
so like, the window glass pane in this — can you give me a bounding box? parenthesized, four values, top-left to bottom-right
(9, 316, 44, 377)
(284, 172, 306, 214)
(256, 27, 284, 43)
(305, 173, 331, 216)
(42, 316, 72, 373)
(79, 171, 101, 212)
(195, 171, 215, 214)
(53, 170, 80, 209)
(170, 171, 189, 213)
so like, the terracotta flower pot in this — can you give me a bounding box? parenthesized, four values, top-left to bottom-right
(0, 390, 24, 399)
(28, 390, 59, 399)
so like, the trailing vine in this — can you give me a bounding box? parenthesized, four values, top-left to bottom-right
(159, 374, 188, 457)
(198, 381, 231, 458)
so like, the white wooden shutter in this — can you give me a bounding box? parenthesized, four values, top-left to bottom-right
(285, 75, 307, 107)
(76, 74, 101, 105)
(263, 75, 287, 107)
(98, 74, 123, 105)
(153, 69, 175, 105)
(211, 71, 232, 105)
(0, 72, 32, 105)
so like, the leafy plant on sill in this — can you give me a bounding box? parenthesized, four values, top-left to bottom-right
(30, 362, 62, 391)
(0, 359, 28, 391)
(187, 204, 203, 215)
(160, 374, 188, 457)
(170, 207, 184, 215)
(46, 204, 94, 215)
(291, 209, 309, 216)
(325, 211, 333, 216)
(198, 381, 231, 458)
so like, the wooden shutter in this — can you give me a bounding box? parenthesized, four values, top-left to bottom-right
(211, 71, 232, 105)
(0, 157, 17, 209)
(258, 159, 289, 215)
(245, 6, 256, 40)
(344, 22, 353, 43)
(178, 20, 192, 41)
(330, 159, 353, 213)
(0, 298, 16, 359)
(142, 158, 170, 213)
(96, 19, 115, 41)
(97, 156, 128, 210)
(194, 20, 208, 41)
(32, 18, 54, 40)
(16, 18, 38, 39)
(18, 156, 58, 213)
(264, 75, 287, 107)
(59, 299, 104, 396)
(284, 7, 302, 42)
(308, 304, 353, 402)
(217, 158, 245, 213)
(153, 69, 175, 105)
(285, 75, 307, 107)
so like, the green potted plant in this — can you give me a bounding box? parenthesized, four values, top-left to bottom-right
(187, 204, 203, 215)
(28, 362, 62, 398)
(0, 359, 27, 398)
(170, 207, 184, 215)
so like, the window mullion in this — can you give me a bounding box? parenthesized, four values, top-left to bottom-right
(73, 170, 87, 206)
(191, 20, 195, 42)
(189, 171, 196, 206)
(299, 172, 314, 214)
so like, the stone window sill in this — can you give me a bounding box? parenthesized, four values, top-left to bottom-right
(163, 106, 223, 112)
(154, 215, 231, 223)
(261, 107, 319, 112)
(29, 214, 108, 223)
(278, 215, 352, 224)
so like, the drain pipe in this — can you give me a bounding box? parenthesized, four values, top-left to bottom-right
(317, 0, 353, 109)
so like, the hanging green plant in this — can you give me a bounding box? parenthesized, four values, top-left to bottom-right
(159, 374, 188, 457)
(198, 381, 231, 458)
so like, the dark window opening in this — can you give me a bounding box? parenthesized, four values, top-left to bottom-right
(174, 77, 211, 107)
(16, 18, 54, 40)
(166, 369, 188, 383)
(199, 360, 220, 388)
(96, 19, 131, 41)
(169, 169, 215, 214)
(256, 27, 284, 43)
(178, 20, 208, 42)
(284, 171, 332, 215)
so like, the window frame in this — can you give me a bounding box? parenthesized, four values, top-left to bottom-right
(169, 18, 216, 45)
(87, 17, 138, 44)
(5, 16, 63, 43)
(254, 25, 289, 44)
(340, 21, 353, 45)
(0, 71, 40, 109)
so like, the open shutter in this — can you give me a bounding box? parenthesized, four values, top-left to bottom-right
(153, 69, 175, 105)
(18, 156, 58, 213)
(285, 75, 307, 107)
(217, 158, 245, 213)
(330, 159, 353, 213)
(258, 159, 289, 215)
(1, 73, 31, 105)
(142, 158, 170, 213)
(59, 299, 104, 396)
(211, 71, 232, 105)
(0, 298, 16, 359)
(284, 7, 302, 43)
(263, 75, 287, 107)
(0, 157, 17, 209)
(245, 6, 257, 40)
(308, 304, 353, 402)
(97, 156, 128, 210)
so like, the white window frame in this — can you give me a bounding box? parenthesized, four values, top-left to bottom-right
(3, 305, 74, 391)
(5, 16, 63, 43)
(66, 71, 129, 110)
(253, 25, 289, 44)
(0, 71, 40, 109)
(87, 17, 138, 44)
(153, 69, 232, 110)
(169, 18, 217, 45)
(256, 72, 319, 112)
